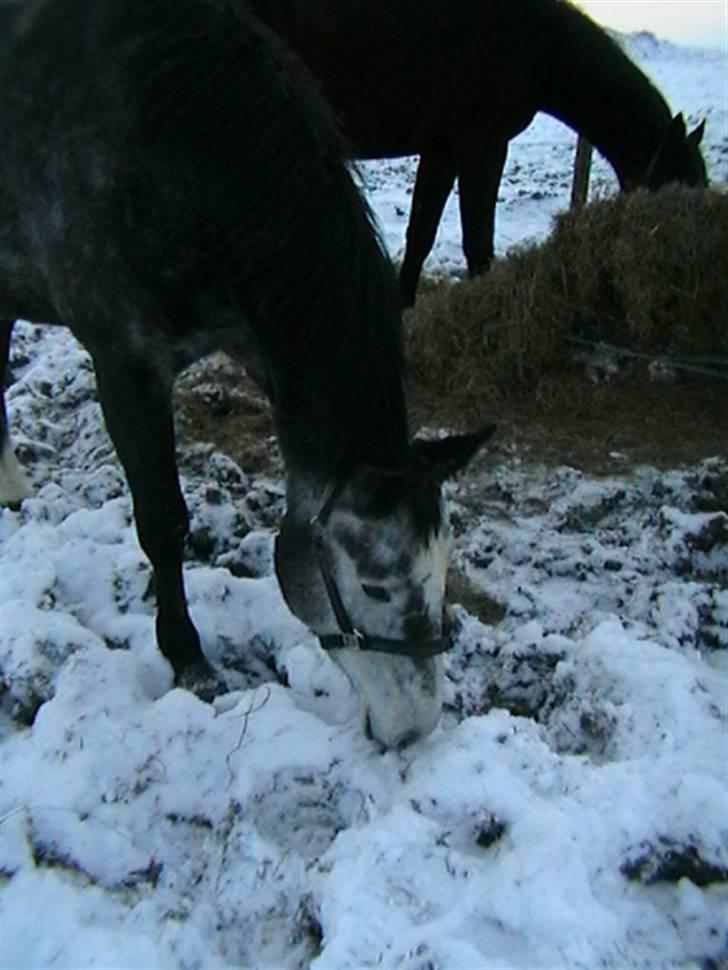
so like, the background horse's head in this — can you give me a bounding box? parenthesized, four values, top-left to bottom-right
(644, 113, 707, 189)
(275, 428, 494, 749)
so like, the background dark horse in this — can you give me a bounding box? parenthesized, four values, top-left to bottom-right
(248, 0, 707, 304)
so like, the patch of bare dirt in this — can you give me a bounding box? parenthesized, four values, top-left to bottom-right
(174, 352, 726, 483)
(174, 353, 280, 477)
(409, 372, 727, 476)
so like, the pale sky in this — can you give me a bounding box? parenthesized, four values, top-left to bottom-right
(576, 1, 728, 48)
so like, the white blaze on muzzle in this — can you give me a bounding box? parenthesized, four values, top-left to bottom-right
(332, 649, 445, 750)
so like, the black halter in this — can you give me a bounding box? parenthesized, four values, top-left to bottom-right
(309, 481, 454, 658)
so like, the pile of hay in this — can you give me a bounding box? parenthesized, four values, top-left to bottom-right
(407, 185, 728, 408)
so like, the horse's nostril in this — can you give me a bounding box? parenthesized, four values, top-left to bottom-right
(396, 729, 419, 751)
(364, 716, 418, 751)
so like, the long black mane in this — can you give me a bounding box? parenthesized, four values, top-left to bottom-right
(528, 0, 674, 184)
(133, 1, 409, 478)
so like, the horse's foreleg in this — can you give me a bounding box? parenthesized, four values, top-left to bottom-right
(0, 319, 33, 507)
(90, 349, 205, 678)
(399, 150, 457, 307)
(457, 136, 509, 278)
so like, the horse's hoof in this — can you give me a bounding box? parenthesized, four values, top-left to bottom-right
(176, 661, 228, 703)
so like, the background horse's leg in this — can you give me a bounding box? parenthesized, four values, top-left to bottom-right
(399, 150, 457, 307)
(457, 136, 509, 278)
(0, 319, 32, 506)
(90, 347, 205, 678)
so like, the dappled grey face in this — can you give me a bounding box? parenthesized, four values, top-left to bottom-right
(275, 428, 495, 749)
(326, 495, 452, 748)
(276, 478, 451, 750)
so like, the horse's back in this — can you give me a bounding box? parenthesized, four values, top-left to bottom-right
(1, 0, 400, 431)
(246, 0, 563, 153)
(0, 0, 359, 341)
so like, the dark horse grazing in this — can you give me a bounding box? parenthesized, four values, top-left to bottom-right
(247, 0, 708, 305)
(0, 0, 492, 748)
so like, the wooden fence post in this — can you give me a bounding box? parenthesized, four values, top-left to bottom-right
(570, 134, 594, 210)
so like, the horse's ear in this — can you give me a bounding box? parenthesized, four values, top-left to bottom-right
(666, 113, 687, 147)
(671, 113, 687, 133)
(413, 425, 496, 482)
(688, 119, 706, 147)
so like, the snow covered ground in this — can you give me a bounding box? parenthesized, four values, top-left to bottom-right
(1, 32, 727, 970)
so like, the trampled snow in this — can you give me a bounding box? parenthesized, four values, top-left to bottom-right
(1, 32, 727, 970)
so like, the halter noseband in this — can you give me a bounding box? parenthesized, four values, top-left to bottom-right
(309, 481, 453, 658)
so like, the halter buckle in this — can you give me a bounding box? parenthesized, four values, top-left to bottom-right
(339, 630, 365, 650)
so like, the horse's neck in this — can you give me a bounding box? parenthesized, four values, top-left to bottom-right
(530, 4, 672, 186)
(272, 358, 409, 486)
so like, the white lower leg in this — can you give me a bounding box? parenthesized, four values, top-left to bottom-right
(0, 436, 33, 505)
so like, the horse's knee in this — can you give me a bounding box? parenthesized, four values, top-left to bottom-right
(137, 497, 189, 566)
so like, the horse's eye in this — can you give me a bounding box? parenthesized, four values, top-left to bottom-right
(361, 583, 391, 603)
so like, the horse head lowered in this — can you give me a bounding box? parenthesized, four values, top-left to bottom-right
(276, 430, 493, 749)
